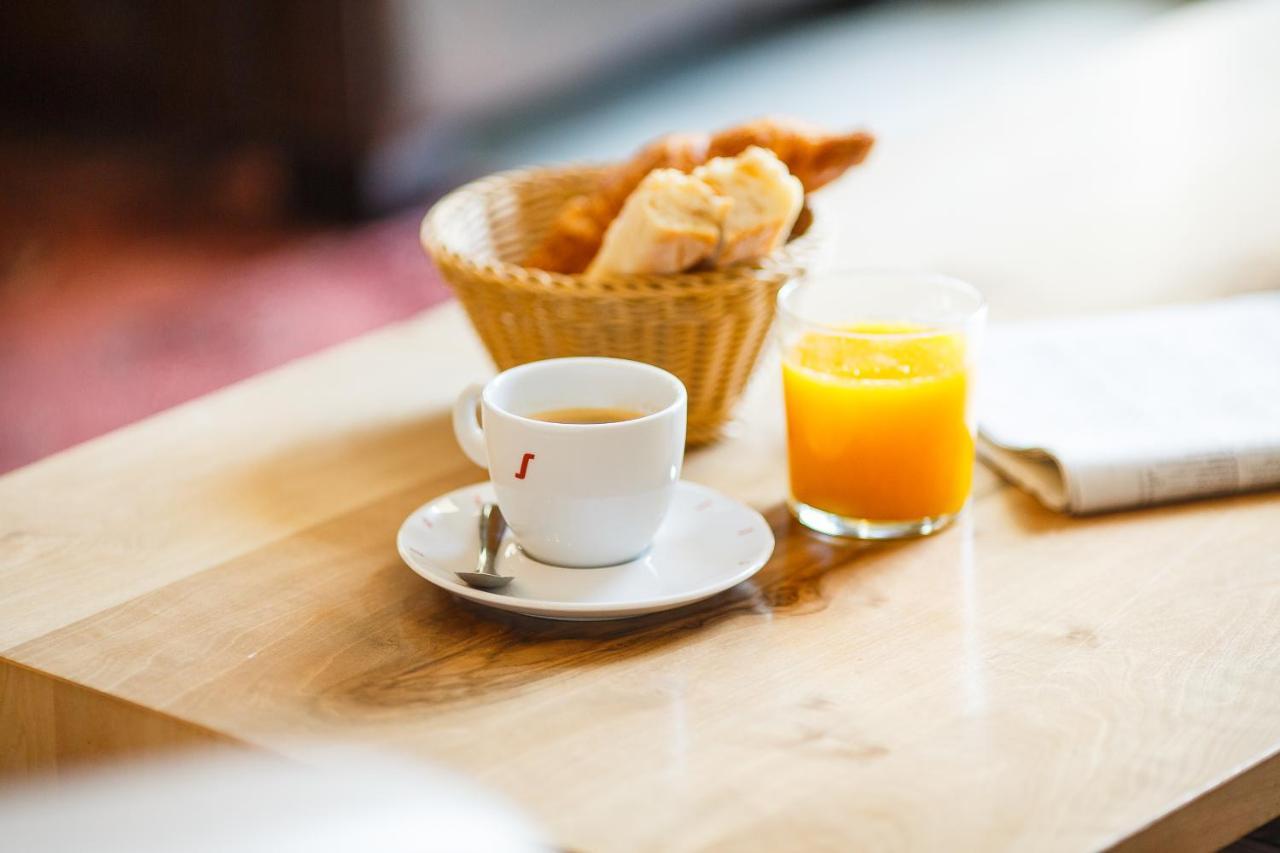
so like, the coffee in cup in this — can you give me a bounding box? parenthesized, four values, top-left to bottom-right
(452, 357, 687, 567)
(528, 406, 646, 425)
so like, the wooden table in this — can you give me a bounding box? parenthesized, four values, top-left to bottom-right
(4, 2, 1280, 850)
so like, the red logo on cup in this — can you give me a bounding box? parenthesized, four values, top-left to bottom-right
(514, 452, 536, 480)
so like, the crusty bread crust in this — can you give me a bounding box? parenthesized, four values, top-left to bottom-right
(585, 169, 730, 278)
(524, 117, 873, 273)
(695, 146, 803, 267)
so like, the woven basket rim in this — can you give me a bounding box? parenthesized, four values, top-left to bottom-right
(420, 162, 819, 296)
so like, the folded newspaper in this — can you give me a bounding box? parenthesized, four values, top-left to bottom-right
(977, 291, 1280, 513)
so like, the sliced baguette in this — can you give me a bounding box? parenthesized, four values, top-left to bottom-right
(694, 146, 804, 267)
(585, 169, 731, 278)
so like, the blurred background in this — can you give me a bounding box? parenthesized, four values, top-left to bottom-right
(0, 0, 1181, 473)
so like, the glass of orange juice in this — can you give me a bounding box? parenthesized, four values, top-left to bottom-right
(777, 271, 986, 539)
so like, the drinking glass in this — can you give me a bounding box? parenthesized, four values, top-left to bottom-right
(777, 270, 986, 539)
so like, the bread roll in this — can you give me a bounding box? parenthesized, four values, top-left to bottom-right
(585, 169, 730, 279)
(694, 146, 803, 266)
(524, 133, 709, 275)
(524, 117, 873, 273)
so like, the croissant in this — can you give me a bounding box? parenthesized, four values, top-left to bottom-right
(705, 116, 875, 194)
(524, 117, 874, 274)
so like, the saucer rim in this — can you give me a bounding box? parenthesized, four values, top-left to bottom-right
(396, 480, 774, 617)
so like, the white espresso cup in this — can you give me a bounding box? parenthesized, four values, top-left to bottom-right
(452, 357, 687, 567)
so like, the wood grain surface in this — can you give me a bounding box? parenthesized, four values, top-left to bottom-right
(4, 2, 1280, 850)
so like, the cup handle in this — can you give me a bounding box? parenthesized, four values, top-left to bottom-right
(452, 383, 489, 469)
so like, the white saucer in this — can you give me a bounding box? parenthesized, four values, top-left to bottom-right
(397, 481, 775, 620)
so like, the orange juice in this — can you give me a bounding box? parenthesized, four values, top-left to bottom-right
(782, 324, 973, 522)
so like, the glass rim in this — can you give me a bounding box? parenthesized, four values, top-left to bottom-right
(777, 269, 987, 340)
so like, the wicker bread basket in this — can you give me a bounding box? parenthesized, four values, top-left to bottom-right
(421, 164, 820, 445)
